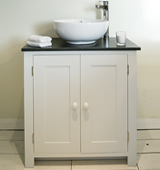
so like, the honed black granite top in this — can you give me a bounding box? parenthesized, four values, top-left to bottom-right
(21, 37, 141, 51)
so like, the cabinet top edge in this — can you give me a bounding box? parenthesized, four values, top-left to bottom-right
(21, 37, 141, 52)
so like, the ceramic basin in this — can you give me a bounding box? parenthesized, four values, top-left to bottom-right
(53, 19, 109, 44)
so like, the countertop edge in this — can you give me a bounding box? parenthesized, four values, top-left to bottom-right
(21, 38, 141, 52)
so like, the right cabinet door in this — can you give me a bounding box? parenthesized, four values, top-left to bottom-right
(81, 54, 127, 153)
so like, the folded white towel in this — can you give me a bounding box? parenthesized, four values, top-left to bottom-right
(27, 41, 52, 47)
(28, 35, 52, 43)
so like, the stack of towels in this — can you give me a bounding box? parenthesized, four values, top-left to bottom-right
(27, 35, 52, 47)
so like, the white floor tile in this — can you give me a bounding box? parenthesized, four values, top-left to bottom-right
(72, 160, 138, 170)
(0, 141, 24, 154)
(0, 155, 24, 170)
(137, 154, 160, 170)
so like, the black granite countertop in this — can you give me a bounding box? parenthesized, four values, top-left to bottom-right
(21, 37, 141, 51)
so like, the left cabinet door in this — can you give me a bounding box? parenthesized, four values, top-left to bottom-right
(34, 55, 80, 154)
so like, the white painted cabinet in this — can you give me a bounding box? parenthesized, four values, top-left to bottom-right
(33, 54, 127, 155)
(24, 51, 137, 168)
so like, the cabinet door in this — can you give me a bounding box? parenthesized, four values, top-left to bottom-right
(81, 54, 127, 153)
(34, 55, 80, 154)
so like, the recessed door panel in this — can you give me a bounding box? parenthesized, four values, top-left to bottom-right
(91, 65, 117, 142)
(44, 66, 70, 143)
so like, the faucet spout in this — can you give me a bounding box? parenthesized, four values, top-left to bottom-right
(95, 1, 109, 38)
(95, 5, 108, 11)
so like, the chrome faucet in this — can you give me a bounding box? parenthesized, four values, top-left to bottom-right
(95, 1, 109, 38)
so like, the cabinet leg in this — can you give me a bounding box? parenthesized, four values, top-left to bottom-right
(25, 156, 34, 168)
(128, 154, 137, 166)
(24, 132, 34, 168)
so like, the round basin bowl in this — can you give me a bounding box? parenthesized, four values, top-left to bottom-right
(53, 19, 109, 44)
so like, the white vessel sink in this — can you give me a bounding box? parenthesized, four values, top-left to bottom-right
(53, 19, 109, 44)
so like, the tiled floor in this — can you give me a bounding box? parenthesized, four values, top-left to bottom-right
(0, 130, 160, 170)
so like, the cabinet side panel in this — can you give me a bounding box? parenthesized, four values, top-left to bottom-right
(127, 52, 137, 166)
(24, 53, 34, 167)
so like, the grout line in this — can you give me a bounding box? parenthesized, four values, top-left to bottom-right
(137, 139, 160, 140)
(0, 140, 24, 141)
(137, 152, 160, 154)
(0, 129, 24, 131)
(0, 153, 24, 155)
(137, 129, 160, 130)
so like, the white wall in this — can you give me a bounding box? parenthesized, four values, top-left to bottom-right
(0, 0, 160, 119)
(109, 0, 160, 119)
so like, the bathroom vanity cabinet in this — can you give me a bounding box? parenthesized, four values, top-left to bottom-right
(22, 38, 140, 168)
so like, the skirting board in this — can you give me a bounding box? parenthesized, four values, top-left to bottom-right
(137, 118, 160, 130)
(0, 118, 24, 130)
